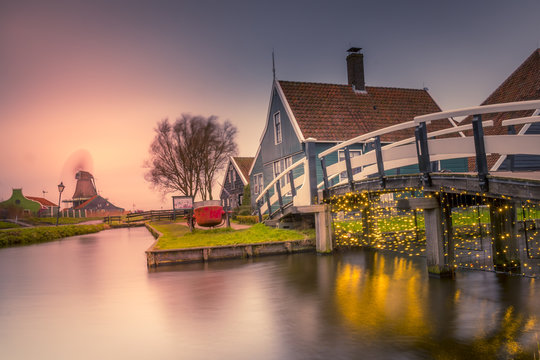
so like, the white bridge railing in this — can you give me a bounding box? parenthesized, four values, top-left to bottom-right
(319, 99, 540, 190)
(256, 100, 540, 219)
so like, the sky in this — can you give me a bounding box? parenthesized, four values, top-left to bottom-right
(1, 0, 539, 211)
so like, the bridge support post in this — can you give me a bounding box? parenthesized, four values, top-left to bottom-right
(314, 204, 333, 253)
(293, 205, 333, 253)
(489, 199, 520, 272)
(423, 197, 454, 278)
(397, 196, 454, 277)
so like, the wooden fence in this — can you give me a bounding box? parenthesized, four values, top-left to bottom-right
(103, 209, 189, 225)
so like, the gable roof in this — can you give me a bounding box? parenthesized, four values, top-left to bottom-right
(232, 157, 254, 185)
(469, 48, 540, 134)
(277, 80, 445, 142)
(74, 195, 124, 211)
(26, 196, 57, 208)
(462, 49, 540, 170)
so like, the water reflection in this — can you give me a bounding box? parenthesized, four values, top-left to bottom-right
(1, 229, 539, 359)
(331, 250, 540, 358)
(334, 252, 428, 338)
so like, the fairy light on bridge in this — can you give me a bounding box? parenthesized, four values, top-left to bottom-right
(327, 187, 540, 277)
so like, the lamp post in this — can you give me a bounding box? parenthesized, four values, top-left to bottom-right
(56, 182, 65, 226)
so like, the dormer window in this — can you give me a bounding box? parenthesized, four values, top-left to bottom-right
(273, 112, 282, 144)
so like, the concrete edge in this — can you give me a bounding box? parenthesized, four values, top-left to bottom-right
(144, 223, 315, 268)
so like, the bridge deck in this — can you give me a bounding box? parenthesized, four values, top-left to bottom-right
(325, 171, 540, 202)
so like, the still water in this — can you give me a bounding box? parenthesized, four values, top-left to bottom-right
(1, 227, 540, 359)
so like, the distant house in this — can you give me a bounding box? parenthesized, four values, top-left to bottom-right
(72, 195, 124, 215)
(64, 170, 124, 216)
(220, 156, 254, 208)
(26, 196, 59, 217)
(0, 189, 57, 217)
(465, 48, 540, 171)
(249, 49, 466, 212)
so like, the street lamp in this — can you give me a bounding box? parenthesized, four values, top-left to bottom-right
(56, 182, 65, 226)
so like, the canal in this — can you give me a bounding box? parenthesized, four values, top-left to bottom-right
(1, 227, 539, 359)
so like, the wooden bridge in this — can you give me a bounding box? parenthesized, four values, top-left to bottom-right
(254, 99, 540, 277)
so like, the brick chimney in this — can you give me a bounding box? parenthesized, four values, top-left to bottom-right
(346, 47, 365, 91)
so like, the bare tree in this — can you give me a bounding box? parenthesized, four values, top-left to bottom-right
(145, 114, 238, 200)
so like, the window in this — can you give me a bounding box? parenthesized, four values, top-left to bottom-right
(238, 194, 243, 206)
(228, 167, 236, 189)
(253, 173, 264, 196)
(338, 150, 362, 181)
(273, 112, 282, 144)
(273, 156, 292, 189)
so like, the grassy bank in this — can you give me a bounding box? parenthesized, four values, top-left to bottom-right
(25, 217, 103, 226)
(0, 221, 21, 229)
(0, 224, 108, 248)
(150, 222, 309, 250)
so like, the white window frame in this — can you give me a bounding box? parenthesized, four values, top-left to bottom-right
(273, 156, 292, 189)
(338, 149, 362, 181)
(273, 112, 282, 145)
(228, 167, 236, 189)
(253, 173, 263, 196)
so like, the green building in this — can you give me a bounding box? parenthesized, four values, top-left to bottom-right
(0, 189, 51, 217)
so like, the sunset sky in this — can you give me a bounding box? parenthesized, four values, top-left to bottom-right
(1, 0, 539, 211)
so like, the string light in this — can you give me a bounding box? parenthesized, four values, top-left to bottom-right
(326, 188, 540, 277)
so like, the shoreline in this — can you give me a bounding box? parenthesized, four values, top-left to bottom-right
(144, 223, 315, 267)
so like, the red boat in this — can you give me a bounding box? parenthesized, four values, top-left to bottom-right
(192, 200, 225, 227)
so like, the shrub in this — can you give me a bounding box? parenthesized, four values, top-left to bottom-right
(236, 215, 259, 224)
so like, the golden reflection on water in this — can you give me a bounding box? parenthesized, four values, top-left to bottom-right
(334, 252, 540, 357)
(334, 253, 428, 338)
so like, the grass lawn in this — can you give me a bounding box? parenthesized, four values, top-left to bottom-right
(151, 222, 310, 250)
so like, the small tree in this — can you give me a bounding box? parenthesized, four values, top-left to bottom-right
(145, 114, 238, 200)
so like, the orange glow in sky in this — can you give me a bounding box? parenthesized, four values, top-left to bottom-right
(1, 0, 539, 210)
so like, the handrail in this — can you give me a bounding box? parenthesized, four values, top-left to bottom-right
(318, 121, 417, 158)
(315, 120, 494, 189)
(501, 115, 540, 127)
(255, 158, 307, 203)
(382, 120, 494, 151)
(414, 100, 540, 124)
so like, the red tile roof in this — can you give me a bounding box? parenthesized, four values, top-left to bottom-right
(278, 81, 446, 142)
(464, 49, 540, 169)
(233, 157, 254, 184)
(26, 196, 57, 207)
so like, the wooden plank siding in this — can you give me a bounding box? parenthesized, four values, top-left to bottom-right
(220, 162, 247, 208)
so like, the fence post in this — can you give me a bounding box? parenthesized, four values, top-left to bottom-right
(472, 114, 489, 192)
(276, 181, 284, 214)
(320, 156, 329, 194)
(265, 192, 271, 217)
(288, 170, 296, 197)
(344, 146, 354, 190)
(374, 136, 386, 188)
(305, 139, 318, 205)
(257, 200, 263, 223)
(507, 124, 516, 171)
(415, 122, 431, 187)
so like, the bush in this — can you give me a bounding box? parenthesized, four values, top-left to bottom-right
(236, 215, 259, 224)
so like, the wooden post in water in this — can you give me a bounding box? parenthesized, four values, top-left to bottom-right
(293, 204, 333, 253)
(397, 195, 454, 278)
(489, 199, 520, 272)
